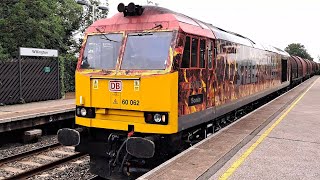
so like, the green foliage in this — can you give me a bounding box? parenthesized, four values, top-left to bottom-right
(0, 0, 109, 94)
(79, 0, 108, 31)
(285, 43, 313, 61)
(0, 0, 83, 58)
(74, 0, 109, 49)
(0, 44, 10, 60)
(59, 54, 78, 94)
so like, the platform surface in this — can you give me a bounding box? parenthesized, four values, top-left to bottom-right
(212, 76, 320, 180)
(0, 99, 75, 124)
(139, 76, 320, 180)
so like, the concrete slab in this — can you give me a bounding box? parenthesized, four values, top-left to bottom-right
(36, 155, 59, 161)
(20, 161, 42, 167)
(266, 81, 320, 143)
(228, 138, 320, 180)
(52, 150, 75, 155)
(24, 129, 42, 136)
(1, 166, 23, 173)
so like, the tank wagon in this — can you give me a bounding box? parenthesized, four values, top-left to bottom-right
(58, 4, 317, 178)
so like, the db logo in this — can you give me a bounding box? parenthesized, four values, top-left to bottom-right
(109, 80, 122, 92)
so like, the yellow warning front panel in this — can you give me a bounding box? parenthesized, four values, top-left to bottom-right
(75, 72, 179, 134)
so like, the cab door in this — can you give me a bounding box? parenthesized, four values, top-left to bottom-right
(178, 35, 207, 116)
(206, 40, 215, 109)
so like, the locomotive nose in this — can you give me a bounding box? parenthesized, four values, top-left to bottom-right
(57, 128, 80, 146)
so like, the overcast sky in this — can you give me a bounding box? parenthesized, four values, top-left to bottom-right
(106, 0, 320, 62)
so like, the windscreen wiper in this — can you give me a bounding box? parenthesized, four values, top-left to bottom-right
(95, 28, 119, 43)
(130, 24, 163, 36)
(129, 32, 153, 36)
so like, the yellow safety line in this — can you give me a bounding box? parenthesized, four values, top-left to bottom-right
(219, 77, 319, 180)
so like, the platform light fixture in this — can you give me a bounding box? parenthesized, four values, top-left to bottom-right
(76, 0, 109, 22)
(146, 0, 159, 6)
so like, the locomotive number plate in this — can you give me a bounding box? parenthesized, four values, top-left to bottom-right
(109, 80, 122, 92)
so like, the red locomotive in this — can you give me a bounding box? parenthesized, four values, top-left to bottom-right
(58, 3, 320, 179)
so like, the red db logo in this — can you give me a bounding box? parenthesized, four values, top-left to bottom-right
(109, 80, 122, 92)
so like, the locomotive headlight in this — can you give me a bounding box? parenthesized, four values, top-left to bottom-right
(80, 108, 87, 116)
(144, 112, 168, 125)
(76, 107, 81, 115)
(161, 115, 166, 122)
(154, 114, 162, 123)
(76, 106, 96, 118)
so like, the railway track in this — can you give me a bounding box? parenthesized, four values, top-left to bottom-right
(0, 143, 86, 179)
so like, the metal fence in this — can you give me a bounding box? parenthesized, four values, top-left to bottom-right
(0, 58, 60, 105)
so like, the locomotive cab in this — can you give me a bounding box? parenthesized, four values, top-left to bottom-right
(75, 30, 179, 134)
(58, 30, 181, 179)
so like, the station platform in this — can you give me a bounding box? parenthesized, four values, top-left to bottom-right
(139, 76, 320, 180)
(0, 99, 75, 133)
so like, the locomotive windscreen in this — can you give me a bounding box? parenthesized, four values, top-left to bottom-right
(121, 31, 173, 70)
(81, 33, 122, 69)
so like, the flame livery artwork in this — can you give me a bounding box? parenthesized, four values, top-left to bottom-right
(57, 3, 320, 179)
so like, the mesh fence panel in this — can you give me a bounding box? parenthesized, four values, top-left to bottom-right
(0, 60, 20, 105)
(0, 57, 60, 105)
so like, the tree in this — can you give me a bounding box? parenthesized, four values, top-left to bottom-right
(0, 44, 10, 60)
(0, 0, 84, 58)
(74, 0, 108, 49)
(79, 0, 108, 32)
(0, 0, 108, 93)
(285, 43, 313, 61)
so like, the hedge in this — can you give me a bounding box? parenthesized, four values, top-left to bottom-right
(59, 54, 78, 96)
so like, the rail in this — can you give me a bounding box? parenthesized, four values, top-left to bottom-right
(0, 143, 86, 179)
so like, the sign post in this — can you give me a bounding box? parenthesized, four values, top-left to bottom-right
(19, 47, 59, 101)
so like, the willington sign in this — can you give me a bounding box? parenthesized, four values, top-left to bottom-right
(20, 47, 58, 57)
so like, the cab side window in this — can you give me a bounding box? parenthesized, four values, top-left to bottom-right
(191, 38, 198, 67)
(181, 36, 207, 69)
(199, 39, 206, 68)
(181, 36, 190, 68)
(208, 41, 213, 69)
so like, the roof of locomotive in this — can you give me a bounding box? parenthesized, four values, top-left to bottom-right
(86, 5, 287, 55)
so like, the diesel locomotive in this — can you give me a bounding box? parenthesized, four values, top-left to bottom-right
(58, 3, 320, 178)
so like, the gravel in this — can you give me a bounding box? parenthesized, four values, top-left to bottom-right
(0, 135, 58, 160)
(62, 147, 75, 153)
(28, 156, 96, 180)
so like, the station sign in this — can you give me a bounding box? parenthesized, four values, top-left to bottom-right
(20, 47, 58, 57)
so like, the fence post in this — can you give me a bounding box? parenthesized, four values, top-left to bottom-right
(57, 57, 60, 99)
(18, 48, 23, 102)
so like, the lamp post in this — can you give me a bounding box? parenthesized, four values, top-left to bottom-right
(146, 0, 159, 6)
(76, 0, 108, 22)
